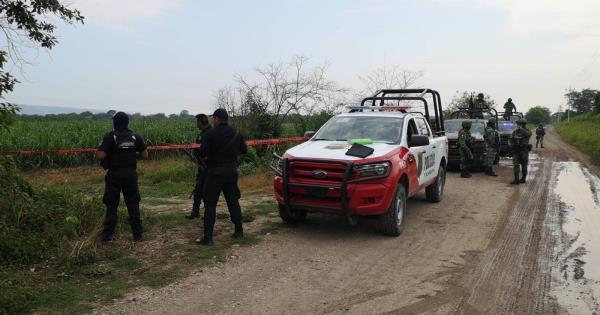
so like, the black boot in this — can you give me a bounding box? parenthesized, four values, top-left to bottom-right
(232, 225, 244, 239)
(185, 212, 200, 219)
(461, 170, 472, 178)
(486, 167, 498, 177)
(511, 175, 520, 185)
(195, 236, 213, 246)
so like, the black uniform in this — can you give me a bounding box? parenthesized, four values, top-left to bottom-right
(199, 122, 247, 240)
(190, 126, 211, 216)
(98, 126, 147, 241)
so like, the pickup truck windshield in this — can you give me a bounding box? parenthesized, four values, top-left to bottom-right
(444, 121, 485, 135)
(314, 116, 404, 144)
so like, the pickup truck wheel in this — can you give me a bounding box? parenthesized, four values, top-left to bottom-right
(278, 204, 307, 224)
(426, 165, 446, 203)
(377, 184, 406, 236)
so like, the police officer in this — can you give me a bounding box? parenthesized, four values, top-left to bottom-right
(483, 118, 499, 176)
(96, 112, 148, 242)
(535, 123, 546, 148)
(458, 120, 474, 178)
(503, 98, 517, 121)
(509, 119, 532, 185)
(185, 114, 212, 219)
(196, 108, 247, 246)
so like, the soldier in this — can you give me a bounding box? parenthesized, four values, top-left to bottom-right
(96, 112, 148, 242)
(471, 93, 488, 119)
(535, 124, 546, 148)
(509, 119, 532, 185)
(483, 118, 499, 176)
(185, 114, 212, 219)
(196, 108, 248, 246)
(503, 98, 517, 121)
(458, 120, 474, 178)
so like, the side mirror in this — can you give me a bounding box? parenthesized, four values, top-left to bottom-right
(304, 131, 316, 139)
(409, 135, 430, 147)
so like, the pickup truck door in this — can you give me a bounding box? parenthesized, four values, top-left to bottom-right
(406, 118, 426, 191)
(413, 117, 439, 186)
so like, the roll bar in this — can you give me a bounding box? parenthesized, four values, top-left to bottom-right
(359, 89, 445, 133)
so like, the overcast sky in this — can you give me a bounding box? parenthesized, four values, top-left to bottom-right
(4, 0, 600, 114)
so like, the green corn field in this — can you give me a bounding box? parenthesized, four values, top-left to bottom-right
(0, 116, 199, 168)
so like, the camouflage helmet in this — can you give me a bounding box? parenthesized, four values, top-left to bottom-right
(516, 119, 527, 126)
(487, 118, 496, 126)
(462, 120, 472, 129)
(477, 93, 484, 99)
(508, 98, 512, 102)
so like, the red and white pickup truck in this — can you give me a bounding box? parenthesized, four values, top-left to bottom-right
(271, 89, 448, 236)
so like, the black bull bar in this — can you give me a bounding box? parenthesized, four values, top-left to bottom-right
(270, 154, 390, 223)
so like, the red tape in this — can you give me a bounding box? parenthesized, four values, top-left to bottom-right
(0, 137, 307, 156)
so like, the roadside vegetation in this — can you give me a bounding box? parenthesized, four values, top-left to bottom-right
(555, 114, 600, 163)
(1, 156, 286, 314)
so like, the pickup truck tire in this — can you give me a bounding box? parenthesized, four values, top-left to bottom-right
(426, 165, 446, 203)
(278, 204, 307, 224)
(377, 184, 407, 236)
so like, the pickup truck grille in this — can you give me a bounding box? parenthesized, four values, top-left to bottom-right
(448, 139, 485, 162)
(290, 161, 356, 183)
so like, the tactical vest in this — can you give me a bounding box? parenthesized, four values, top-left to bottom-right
(104, 131, 139, 170)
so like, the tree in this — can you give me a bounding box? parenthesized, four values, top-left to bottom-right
(107, 110, 117, 116)
(564, 88, 599, 114)
(0, 102, 17, 130)
(218, 55, 346, 137)
(357, 65, 423, 97)
(525, 106, 551, 125)
(179, 110, 190, 117)
(0, 1, 84, 128)
(594, 92, 600, 114)
(0, 0, 84, 97)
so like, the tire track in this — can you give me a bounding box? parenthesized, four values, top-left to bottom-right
(457, 154, 557, 314)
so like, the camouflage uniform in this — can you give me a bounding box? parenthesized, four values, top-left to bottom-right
(535, 125, 545, 148)
(471, 94, 488, 119)
(483, 120, 499, 176)
(458, 121, 474, 178)
(510, 121, 532, 184)
(503, 100, 516, 120)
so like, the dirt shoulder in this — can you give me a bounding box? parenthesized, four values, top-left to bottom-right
(96, 165, 516, 314)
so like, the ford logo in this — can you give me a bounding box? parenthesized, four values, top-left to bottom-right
(312, 170, 327, 179)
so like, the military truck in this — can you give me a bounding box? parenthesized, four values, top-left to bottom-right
(445, 108, 499, 171)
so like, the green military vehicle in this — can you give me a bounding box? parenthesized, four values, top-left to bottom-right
(445, 108, 499, 171)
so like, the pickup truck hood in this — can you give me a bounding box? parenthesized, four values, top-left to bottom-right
(446, 132, 484, 141)
(285, 141, 398, 161)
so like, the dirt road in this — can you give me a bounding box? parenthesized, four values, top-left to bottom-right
(95, 128, 600, 314)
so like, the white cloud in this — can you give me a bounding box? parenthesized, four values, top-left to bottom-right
(433, 0, 600, 36)
(69, 0, 184, 30)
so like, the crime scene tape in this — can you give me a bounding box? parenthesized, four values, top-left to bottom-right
(0, 137, 307, 156)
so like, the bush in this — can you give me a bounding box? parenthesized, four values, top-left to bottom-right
(0, 157, 104, 265)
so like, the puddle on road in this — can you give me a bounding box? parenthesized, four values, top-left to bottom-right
(551, 161, 600, 313)
(498, 153, 540, 181)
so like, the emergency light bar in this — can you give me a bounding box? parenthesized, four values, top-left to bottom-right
(345, 105, 413, 111)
